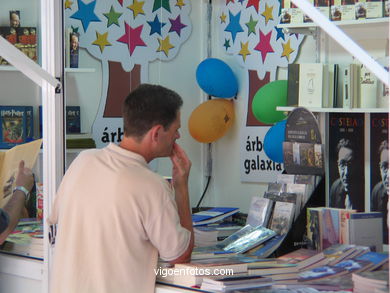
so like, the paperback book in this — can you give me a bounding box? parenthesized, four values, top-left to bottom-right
(246, 196, 274, 227)
(192, 207, 239, 226)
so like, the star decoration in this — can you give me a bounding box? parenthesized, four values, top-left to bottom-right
(70, 0, 101, 32)
(147, 15, 166, 36)
(281, 39, 294, 61)
(117, 23, 146, 56)
(117, 0, 124, 6)
(226, 0, 235, 4)
(238, 0, 245, 3)
(153, 0, 171, 13)
(262, 4, 274, 24)
(239, 41, 251, 62)
(92, 31, 112, 53)
(65, 0, 73, 9)
(71, 25, 79, 33)
(275, 26, 285, 41)
(128, 0, 145, 18)
(157, 36, 174, 57)
(223, 39, 231, 50)
(220, 13, 227, 23)
(245, 15, 257, 36)
(254, 30, 274, 63)
(169, 15, 187, 36)
(224, 11, 244, 43)
(175, 0, 185, 9)
(246, 0, 260, 12)
(103, 5, 122, 27)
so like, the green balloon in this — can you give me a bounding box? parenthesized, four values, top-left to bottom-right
(252, 80, 288, 124)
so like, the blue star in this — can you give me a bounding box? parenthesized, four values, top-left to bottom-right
(223, 39, 231, 50)
(238, 0, 245, 3)
(71, 0, 101, 32)
(224, 11, 244, 43)
(275, 26, 285, 41)
(147, 15, 166, 36)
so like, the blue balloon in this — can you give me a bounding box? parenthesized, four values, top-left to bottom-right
(196, 58, 238, 98)
(264, 120, 286, 163)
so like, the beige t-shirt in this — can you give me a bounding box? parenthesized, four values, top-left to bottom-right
(48, 143, 191, 293)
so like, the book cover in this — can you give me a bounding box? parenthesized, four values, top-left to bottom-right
(360, 65, 377, 108)
(298, 265, 348, 282)
(369, 113, 388, 244)
(66, 106, 81, 134)
(307, 207, 323, 251)
(217, 224, 277, 254)
(342, 0, 357, 20)
(246, 234, 287, 258)
(339, 209, 357, 244)
(69, 31, 80, 68)
(269, 201, 295, 235)
(246, 196, 274, 228)
(355, 0, 368, 18)
(283, 142, 324, 175)
(192, 207, 239, 226)
(328, 113, 365, 211)
(281, 0, 292, 23)
(0, 106, 34, 149)
(321, 208, 339, 250)
(331, 0, 343, 20)
(354, 251, 389, 271)
(348, 212, 383, 252)
(291, 2, 304, 23)
(298, 63, 324, 108)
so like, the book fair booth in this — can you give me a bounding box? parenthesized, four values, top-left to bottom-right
(0, 0, 388, 292)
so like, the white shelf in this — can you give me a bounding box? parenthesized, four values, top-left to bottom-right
(277, 106, 389, 113)
(0, 65, 95, 73)
(278, 17, 389, 29)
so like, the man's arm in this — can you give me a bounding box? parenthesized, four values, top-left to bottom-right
(0, 160, 34, 244)
(169, 143, 194, 264)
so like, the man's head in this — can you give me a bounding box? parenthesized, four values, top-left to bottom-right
(122, 84, 183, 157)
(378, 140, 389, 194)
(337, 138, 357, 193)
(10, 11, 20, 28)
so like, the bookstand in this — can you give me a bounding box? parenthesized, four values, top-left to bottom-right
(273, 175, 325, 257)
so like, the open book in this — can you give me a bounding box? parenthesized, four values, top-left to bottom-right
(0, 139, 42, 207)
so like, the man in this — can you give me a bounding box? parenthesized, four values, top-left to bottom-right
(371, 140, 389, 243)
(48, 84, 194, 293)
(0, 160, 34, 244)
(9, 11, 20, 28)
(329, 138, 364, 211)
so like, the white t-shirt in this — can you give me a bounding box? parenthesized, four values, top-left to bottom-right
(48, 143, 191, 293)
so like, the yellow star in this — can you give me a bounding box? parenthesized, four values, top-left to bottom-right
(262, 4, 274, 24)
(157, 36, 174, 57)
(92, 31, 112, 53)
(128, 0, 145, 18)
(220, 13, 227, 23)
(175, 0, 185, 9)
(281, 39, 294, 61)
(65, 0, 73, 9)
(239, 41, 251, 62)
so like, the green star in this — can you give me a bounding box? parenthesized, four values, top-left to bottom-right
(153, 0, 171, 13)
(223, 39, 231, 50)
(246, 15, 258, 36)
(71, 25, 79, 33)
(103, 5, 122, 27)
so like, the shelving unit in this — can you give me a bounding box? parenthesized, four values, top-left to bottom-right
(0, 65, 95, 73)
(277, 106, 389, 113)
(278, 17, 388, 28)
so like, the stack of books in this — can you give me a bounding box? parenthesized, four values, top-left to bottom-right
(352, 270, 389, 293)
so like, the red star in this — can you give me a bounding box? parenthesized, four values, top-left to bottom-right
(117, 22, 146, 56)
(226, 0, 235, 4)
(118, 0, 123, 6)
(254, 30, 274, 63)
(246, 0, 260, 12)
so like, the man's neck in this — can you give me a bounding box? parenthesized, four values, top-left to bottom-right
(119, 137, 154, 163)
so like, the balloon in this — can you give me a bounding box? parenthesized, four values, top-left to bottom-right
(188, 99, 234, 143)
(196, 58, 238, 98)
(264, 120, 287, 163)
(252, 80, 288, 124)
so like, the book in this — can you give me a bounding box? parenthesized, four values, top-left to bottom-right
(360, 64, 378, 108)
(245, 234, 287, 258)
(352, 270, 389, 292)
(283, 142, 324, 175)
(66, 106, 81, 134)
(354, 251, 389, 271)
(277, 248, 319, 264)
(246, 196, 274, 228)
(0, 139, 42, 206)
(269, 201, 295, 235)
(201, 273, 273, 291)
(194, 222, 242, 247)
(320, 208, 340, 250)
(69, 31, 80, 68)
(192, 207, 239, 226)
(306, 207, 323, 251)
(287, 64, 300, 106)
(356, 0, 368, 18)
(216, 224, 277, 254)
(298, 63, 324, 108)
(0, 106, 34, 149)
(297, 265, 349, 282)
(348, 212, 383, 252)
(337, 209, 357, 244)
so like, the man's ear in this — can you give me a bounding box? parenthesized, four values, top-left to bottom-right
(150, 124, 163, 142)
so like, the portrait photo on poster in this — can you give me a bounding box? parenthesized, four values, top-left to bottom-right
(370, 113, 389, 244)
(328, 113, 365, 211)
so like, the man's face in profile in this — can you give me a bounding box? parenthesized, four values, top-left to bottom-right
(379, 148, 389, 194)
(337, 146, 355, 193)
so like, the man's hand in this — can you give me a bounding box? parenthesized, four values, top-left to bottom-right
(15, 160, 34, 192)
(170, 143, 191, 188)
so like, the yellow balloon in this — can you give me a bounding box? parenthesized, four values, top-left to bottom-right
(188, 99, 235, 143)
